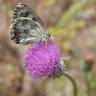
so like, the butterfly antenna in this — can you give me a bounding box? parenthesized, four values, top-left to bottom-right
(50, 25, 66, 33)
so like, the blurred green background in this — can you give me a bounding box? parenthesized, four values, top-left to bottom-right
(0, 0, 96, 96)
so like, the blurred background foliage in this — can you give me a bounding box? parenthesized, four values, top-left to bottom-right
(0, 0, 96, 96)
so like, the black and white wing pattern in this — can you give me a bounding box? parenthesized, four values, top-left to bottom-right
(10, 3, 50, 44)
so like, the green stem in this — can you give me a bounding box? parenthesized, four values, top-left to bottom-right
(84, 72, 91, 96)
(63, 71, 78, 96)
(50, 1, 86, 32)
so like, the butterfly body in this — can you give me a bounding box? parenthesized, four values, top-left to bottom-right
(10, 3, 51, 44)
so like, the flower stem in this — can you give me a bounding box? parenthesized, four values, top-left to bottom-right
(63, 71, 78, 96)
(84, 72, 91, 96)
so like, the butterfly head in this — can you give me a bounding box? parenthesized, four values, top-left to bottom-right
(41, 32, 51, 43)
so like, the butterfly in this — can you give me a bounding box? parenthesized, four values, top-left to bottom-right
(9, 3, 51, 45)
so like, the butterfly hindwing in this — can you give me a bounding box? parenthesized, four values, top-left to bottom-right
(10, 17, 43, 44)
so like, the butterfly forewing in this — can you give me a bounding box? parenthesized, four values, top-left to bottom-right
(12, 3, 45, 28)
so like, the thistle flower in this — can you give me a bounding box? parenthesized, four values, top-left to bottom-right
(25, 40, 64, 78)
(24, 40, 78, 96)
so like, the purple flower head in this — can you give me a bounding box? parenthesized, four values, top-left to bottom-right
(25, 40, 64, 78)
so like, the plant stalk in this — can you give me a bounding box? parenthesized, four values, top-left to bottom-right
(84, 72, 91, 96)
(63, 71, 78, 96)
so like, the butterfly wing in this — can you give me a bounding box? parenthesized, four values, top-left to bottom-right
(10, 3, 46, 44)
(12, 3, 45, 27)
(10, 17, 44, 44)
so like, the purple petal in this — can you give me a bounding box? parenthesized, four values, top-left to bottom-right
(25, 40, 63, 78)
